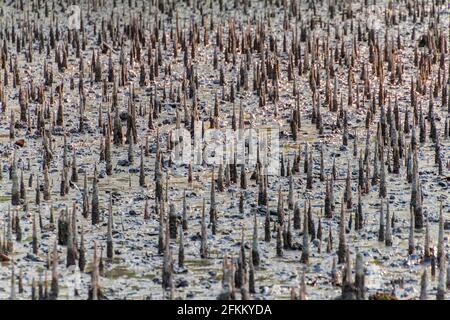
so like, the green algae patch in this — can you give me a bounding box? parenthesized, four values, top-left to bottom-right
(371, 259, 383, 266)
(0, 195, 11, 202)
(103, 265, 155, 280)
(185, 259, 214, 268)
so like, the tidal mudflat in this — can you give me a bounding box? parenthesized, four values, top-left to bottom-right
(0, 0, 449, 300)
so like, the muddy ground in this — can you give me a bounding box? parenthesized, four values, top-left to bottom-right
(0, 0, 449, 299)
